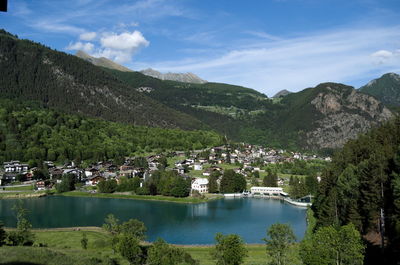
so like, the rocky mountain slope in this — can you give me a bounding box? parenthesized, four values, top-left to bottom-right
(76, 50, 133, 72)
(140, 68, 207, 84)
(0, 30, 205, 130)
(281, 83, 393, 149)
(359, 72, 400, 107)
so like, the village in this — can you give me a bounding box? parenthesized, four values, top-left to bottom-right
(0, 144, 329, 204)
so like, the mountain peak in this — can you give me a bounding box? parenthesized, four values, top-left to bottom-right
(272, 89, 292, 98)
(75, 50, 133, 72)
(359, 72, 400, 107)
(140, 68, 207, 84)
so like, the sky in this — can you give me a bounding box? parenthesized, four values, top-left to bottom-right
(1, 0, 400, 96)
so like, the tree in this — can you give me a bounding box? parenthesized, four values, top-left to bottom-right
(55, 174, 76, 193)
(211, 233, 248, 265)
(102, 214, 120, 235)
(147, 238, 198, 265)
(119, 219, 147, 241)
(264, 223, 296, 265)
(98, 179, 118, 193)
(208, 171, 220, 193)
(0, 221, 6, 246)
(220, 170, 247, 193)
(115, 234, 144, 265)
(300, 224, 365, 265)
(7, 201, 35, 246)
(81, 232, 88, 249)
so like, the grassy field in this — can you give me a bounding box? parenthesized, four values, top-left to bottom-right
(0, 228, 302, 265)
(61, 190, 223, 204)
(3, 184, 34, 191)
(0, 190, 46, 198)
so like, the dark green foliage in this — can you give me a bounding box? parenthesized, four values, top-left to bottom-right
(115, 234, 144, 265)
(300, 224, 364, 265)
(8, 201, 35, 246)
(0, 31, 206, 131)
(142, 170, 191, 197)
(211, 233, 248, 265)
(55, 174, 76, 193)
(116, 177, 141, 192)
(119, 219, 147, 241)
(264, 223, 296, 265)
(0, 99, 221, 164)
(219, 170, 247, 193)
(289, 177, 308, 199)
(147, 238, 198, 265)
(80, 233, 88, 250)
(132, 157, 148, 169)
(312, 117, 400, 263)
(262, 169, 278, 187)
(208, 171, 220, 193)
(0, 222, 6, 246)
(98, 179, 118, 193)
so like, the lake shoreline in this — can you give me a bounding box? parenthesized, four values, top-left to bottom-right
(59, 190, 224, 204)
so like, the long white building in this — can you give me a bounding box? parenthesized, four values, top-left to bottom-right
(250, 186, 283, 195)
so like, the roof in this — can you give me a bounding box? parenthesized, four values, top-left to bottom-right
(193, 178, 209, 185)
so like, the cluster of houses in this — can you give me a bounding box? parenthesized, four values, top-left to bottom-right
(1, 144, 329, 195)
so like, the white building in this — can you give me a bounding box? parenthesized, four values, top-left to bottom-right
(250, 186, 283, 195)
(194, 163, 203, 171)
(191, 178, 209, 194)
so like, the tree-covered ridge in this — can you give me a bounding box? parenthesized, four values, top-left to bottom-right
(359, 73, 400, 109)
(0, 99, 222, 164)
(312, 117, 400, 264)
(0, 29, 205, 131)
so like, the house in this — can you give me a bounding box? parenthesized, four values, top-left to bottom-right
(194, 163, 203, 171)
(86, 176, 105, 186)
(3, 161, 28, 173)
(49, 168, 63, 179)
(174, 166, 185, 175)
(191, 178, 209, 194)
(85, 168, 99, 177)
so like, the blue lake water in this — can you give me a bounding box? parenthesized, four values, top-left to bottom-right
(0, 196, 307, 244)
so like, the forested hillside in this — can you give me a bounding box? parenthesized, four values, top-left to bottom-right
(312, 117, 400, 264)
(0, 99, 222, 165)
(107, 68, 393, 151)
(0, 30, 204, 130)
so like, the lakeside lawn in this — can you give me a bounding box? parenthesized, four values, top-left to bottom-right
(3, 185, 34, 191)
(0, 228, 302, 265)
(61, 190, 223, 204)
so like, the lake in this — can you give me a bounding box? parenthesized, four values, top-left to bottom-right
(0, 196, 307, 244)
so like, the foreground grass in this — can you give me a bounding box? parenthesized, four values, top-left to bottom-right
(60, 190, 223, 204)
(0, 229, 302, 265)
(0, 190, 46, 198)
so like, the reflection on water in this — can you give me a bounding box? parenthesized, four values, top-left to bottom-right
(0, 196, 307, 244)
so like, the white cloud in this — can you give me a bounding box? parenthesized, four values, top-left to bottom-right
(79, 32, 97, 41)
(371, 49, 399, 64)
(93, 31, 150, 63)
(136, 26, 400, 96)
(100, 31, 149, 51)
(66, 41, 94, 53)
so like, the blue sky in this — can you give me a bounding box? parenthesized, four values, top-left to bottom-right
(1, 0, 400, 96)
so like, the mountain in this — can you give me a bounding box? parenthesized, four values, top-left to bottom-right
(76, 50, 133, 72)
(272, 89, 291, 98)
(140, 68, 207, 84)
(0, 29, 204, 130)
(279, 83, 393, 149)
(106, 68, 393, 151)
(359, 72, 400, 107)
